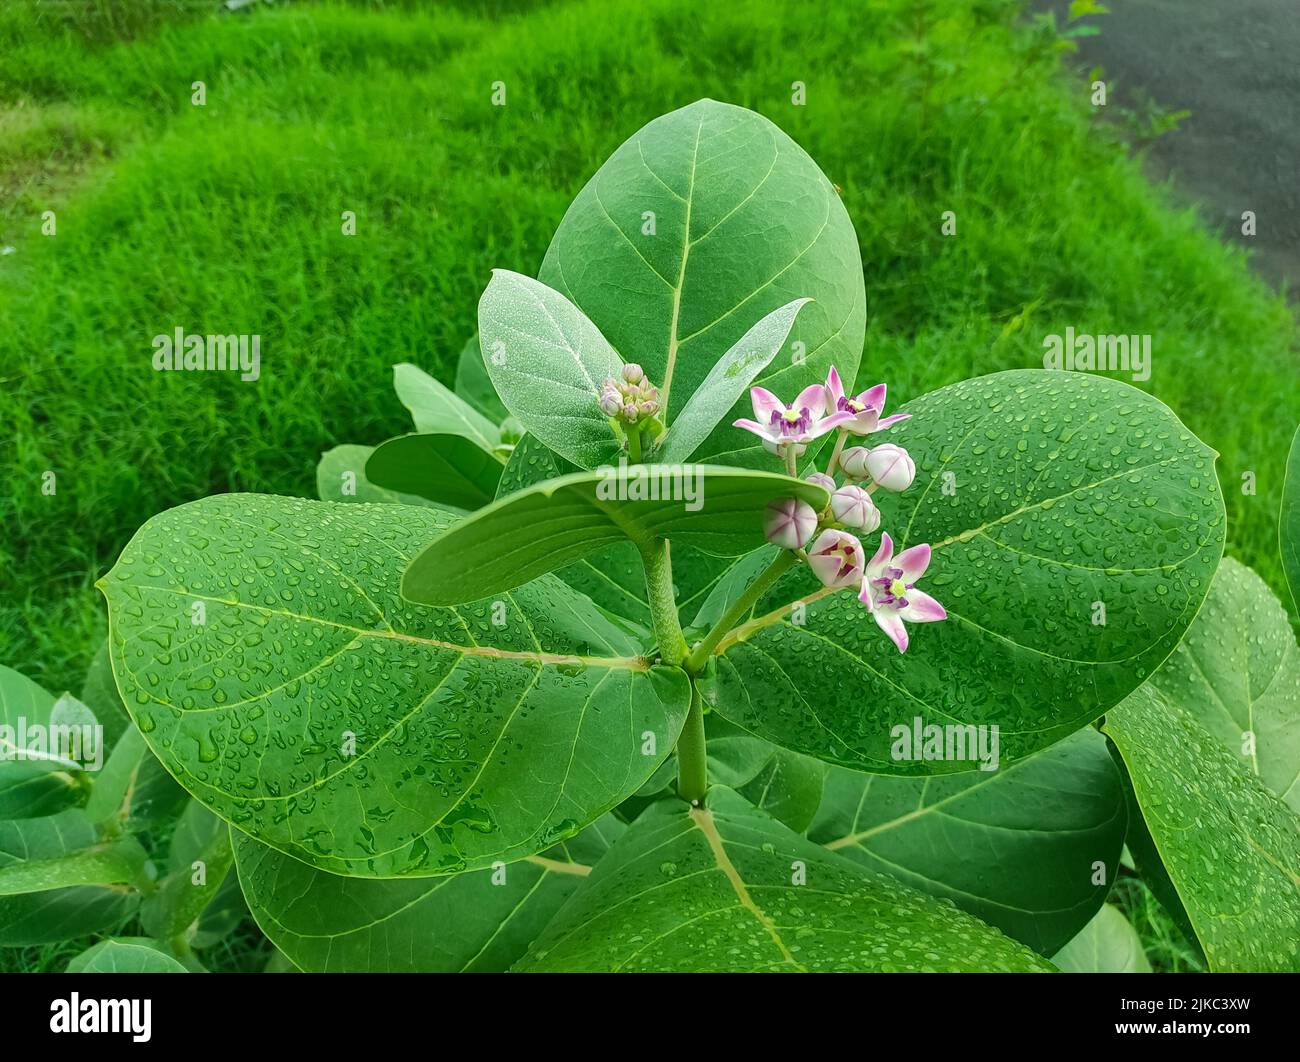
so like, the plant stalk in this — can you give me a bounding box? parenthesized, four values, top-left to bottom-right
(640, 538, 688, 666)
(685, 549, 798, 672)
(676, 683, 708, 804)
(826, 429, 848, 478)
(628, 427, 643, 463)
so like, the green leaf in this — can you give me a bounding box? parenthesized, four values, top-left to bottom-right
(67, 939, 188, 973)
(0, 807, 147, 946)
(712, 370, 1224, 772)
(141, 801, 234, 944)
(393, 362, 501, 453)
(706, 733, 826, 833)
(99, 494, 691, 877)
(235, 815, 624, 972)
(453, 334, 508, 423)
(538, 98, 865, 466)
(658, 298, 809, 463)
(806, 728, 1126, 954)
(496, 432, 578, 498)
(516, 788, 1051, 971)
(1147, 557, 1300, 811)
(403, 467, 828, 606)
(479, 269, 623, 469)
(1283, 424, 1300, 617)
(0, 813, 147, 895)
(0, 666, 89, 818)
(366, 433, 503, 512)
(316, 444, 442, 507)
(1102, 684, 1300, 971)
(1051, 904, 1151, 973)
(79, 640, 131, 749)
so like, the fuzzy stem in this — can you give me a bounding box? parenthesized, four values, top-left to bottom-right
(640, 539, 687, 666)
(784, 444, 798, 477)
(685, 549, 798, 672)
(676, 683, 709, 804)
(628, 427, 643, 464)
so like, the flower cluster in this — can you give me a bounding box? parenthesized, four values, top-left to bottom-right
(600, 363, 660, 426)
(746, 366, 946, 653)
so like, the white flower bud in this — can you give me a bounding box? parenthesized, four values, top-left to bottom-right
(865, 443, 915, 491)
(830, 485, 880, 531)
(764, 497, 817, 550)
(838, 445, 871, 479)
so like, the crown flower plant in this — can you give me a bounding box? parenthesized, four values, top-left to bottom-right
(39, 99, 1294, 977)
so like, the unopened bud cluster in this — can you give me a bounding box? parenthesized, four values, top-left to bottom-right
(600, 363, 660, 425)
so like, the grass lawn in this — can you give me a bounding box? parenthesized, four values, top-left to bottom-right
(1, 0, 1296, 971)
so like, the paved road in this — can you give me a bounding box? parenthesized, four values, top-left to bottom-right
(1034, 0, 1300, 293)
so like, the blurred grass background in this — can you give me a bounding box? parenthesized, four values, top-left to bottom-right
(0, 0, 1296, 971)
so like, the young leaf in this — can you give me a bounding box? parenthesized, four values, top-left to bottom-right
(1146, 557, 1300, 811)
(99, 494, 691, 877)
(479, 269, 624, 469)
(403, 467, 829, 606)
(1283, 424, 1300, 616)
(1102, 684, 1300, 971)
(393, 362, 501, 453)
(235, 815, 624, 972)
(366, 433, 503, 512)
(806, 728, 1126, 954)
(710, 370, 1224, 772)
(141, 801, 234, 945)
(1051, 904, 1151, 973)
(0, 813, 147, 896)
(658, 298, 810, 463)
(317, 444, 443, 507)
(66, 939, 188, 974)
(453, 334, 508, 423)
(538, 98, 865, 465)
(516, 788, 1051, 972)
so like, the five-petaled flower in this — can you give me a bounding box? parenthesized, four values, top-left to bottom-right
(806, 529, 865, 589)
(858, 533, 947, 653)
(734, 384, 851, 455)
(823, 367, 910, 436)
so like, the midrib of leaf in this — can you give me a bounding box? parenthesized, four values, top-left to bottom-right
(658, 115, 703, 418)
(688, 806, 805, 970)
(120, 585, 647, 671)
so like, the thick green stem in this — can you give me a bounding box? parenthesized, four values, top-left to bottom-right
(685, 549, 798, 673)
(628, 427, 643, 463)
(783, 444, 798, 477)
(676, 684, 708, 804)
(640, 538, 688, 666)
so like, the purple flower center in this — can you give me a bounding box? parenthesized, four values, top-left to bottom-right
(872, 566, 913, 609)
(838, 396, 877, 416)
(771, 406, 813, 437)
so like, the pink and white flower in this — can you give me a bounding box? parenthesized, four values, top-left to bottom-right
(858, 532, 946, 653)
(765, 497, 818, 550)
(830, 485, 880, 531)
(806, 529, 865, 589)
(823, 367, 911, 436)
(734, 384, 852, 455)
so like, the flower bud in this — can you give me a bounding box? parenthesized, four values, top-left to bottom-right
(638, 399, 659, 417)
(622, 363, 645, 385)
(830, 485, 880, 531)
(805, 472, 836, 493)
(764, 497, 817, 550)
(599, 392, 622, 417)
(806, 528, 865, 588)
(865, 443, 915, 491)
(622, 403, 638, 421)
(838, 445, 871, 479)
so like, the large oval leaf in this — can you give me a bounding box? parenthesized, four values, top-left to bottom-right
(66, 939, 188, 973)
(393, 362, 501, 454)
(403, 467, 828, 606)
(99, 494, 691, 877)
(807, 728, 1126, 954)
(479, 270, 623, 469)
(1103, 684, 1300, 971)
(316, 444, 441, 508)
(538, 98, 865, 466)
(366, 433, 503, 512)
(235, 815, 623, 972)
(516, 788, 1051, 972)
(1147, 557, 1300, 811)
(711, 370, 1224, 772)
(1283, 424, 1300, 616)
(453, 334, 508, 423)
